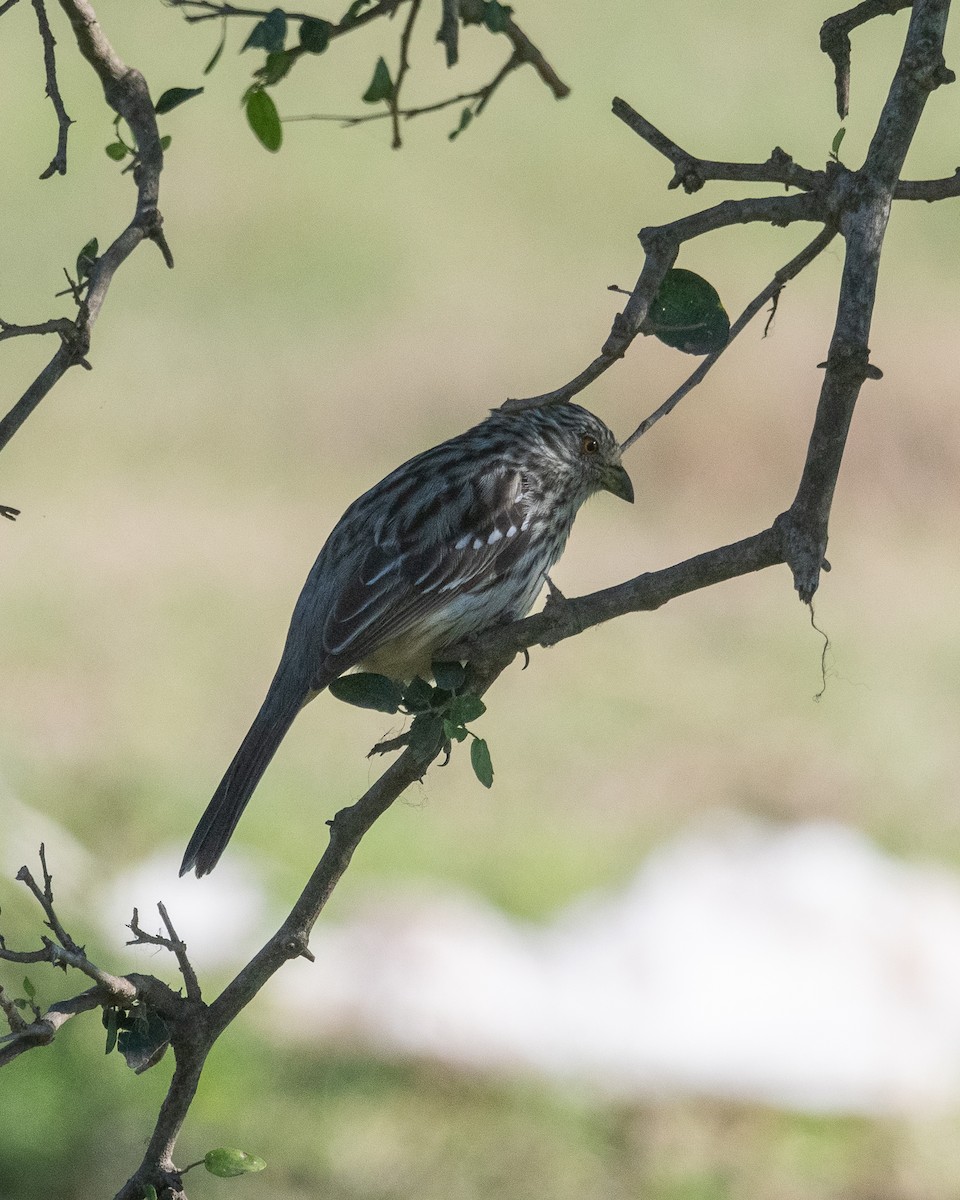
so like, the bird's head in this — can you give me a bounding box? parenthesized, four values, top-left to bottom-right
(507, 402, 634, 507)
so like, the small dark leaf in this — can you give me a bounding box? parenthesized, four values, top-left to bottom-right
(449, 694, 485, 726)
(13, 997, 27, 1010)
(648, 268, 730, 356)
(482, 0, 513, 33)
(255, 49, 297, 85)
(22, 976, 35, 1001)
(242, 7, 287, 53)
(442, 719, 468, 743)
(362, 56, 393, 103)
(401, 676, 435, 713)
(76, 237, 98, 280)
(245, 88, 283, 152)
(830, 126, 846, 160)
(117, 1009, 170, 1074)
(299, 16, 331, 53)
(204, 1148, 267, 1178)
(409, 712, 444, 757)
(329, 672, 403, 713)
(448, 106, 473, 141)
(204, 20, 228, 74)
(104, 142, 127, 161)
(470, 737, 494, 787)
(159, 135, 172, 151)
(143, 1186, 159, 1200)
(154, 86, 205, 115)
(432, 661, 466, 692)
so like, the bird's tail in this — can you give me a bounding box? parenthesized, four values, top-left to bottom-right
(180, 689, 303, 878)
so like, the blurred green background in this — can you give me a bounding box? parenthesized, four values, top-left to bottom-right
(3, 1, 960, 1196)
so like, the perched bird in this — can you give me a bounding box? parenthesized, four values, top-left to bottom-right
(180, 403, 633, 877)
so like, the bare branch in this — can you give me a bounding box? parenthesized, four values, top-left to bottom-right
(0, 984, 30, 1033)
(0, 317, 74, 342)
(0, 0, 22, 15)
(128, 904, 202, 1004)
(821, 0, 912, 118)
(611, 98, 822, 193)
(31, 0, 73, 178)
(460, 0, 569, 100)
(896, 167, 960, 199)
(785, 0, 953, 601)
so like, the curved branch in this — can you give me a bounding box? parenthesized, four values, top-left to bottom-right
(821, 0, 912, 118)
(31, 0, 73, 178)
(0, 0, 172, 460)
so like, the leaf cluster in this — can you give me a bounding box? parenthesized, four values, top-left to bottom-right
(330, 663, 494, 788)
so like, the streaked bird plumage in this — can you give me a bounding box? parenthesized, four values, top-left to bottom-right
(181, 402, 633, 877)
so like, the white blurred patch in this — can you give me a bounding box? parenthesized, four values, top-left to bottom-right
(99, 850, 273, 972)
(264, 818, 960, 1115)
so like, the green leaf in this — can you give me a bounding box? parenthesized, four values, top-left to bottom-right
(104, 142, 127, 161)
(22, 976, 35, 1001)
(448, 694, 485, 726)
(448, 106, 473, 141)
(204, 20, 227, 74)
(482, 1, 513, 33)
(242, 8, 287, 53)
(299, 16, 331, 53)
(117, 1009, 170, 1074)
(154, 86, 204, 115)
(255, 49, 297, 85)
(470, 737, 494, 787)
(103, 1007, 119, 1055)
(329, 672, 403, 713)
(245, 88, 283, 152)
(143, 1187, 158, 1200)
(830, 125, 846, 160)
(442, 719, 468, 743)
(204, 1148, 267, 1178)
(401, 676, 435, 713)
(159, 135, 172, 151)
(76, 237, 98, 280)
(432, 661, 466, 692)
(648, 268, 730, 356)
(362, 56, 393, 103)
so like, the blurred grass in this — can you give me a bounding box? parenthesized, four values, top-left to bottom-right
(3, 1, 960, 1196)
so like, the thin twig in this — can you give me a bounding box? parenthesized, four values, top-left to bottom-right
(390, 0, 422, 149)
(31, 0, 73, 178)
(0, 985, 29, 1033)
(128, 905, 202, 1003)
(612, 98, 821, 193)
(0, 0, 22, 15)
(621, 225, 839, 450)
(0, 317, 74, 342)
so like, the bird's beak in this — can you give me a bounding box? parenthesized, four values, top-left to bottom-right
(601, 462, 634, 504)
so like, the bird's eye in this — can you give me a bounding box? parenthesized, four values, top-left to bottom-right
(581, 434, 600, 455)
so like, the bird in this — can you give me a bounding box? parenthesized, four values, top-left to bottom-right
(180, 402, 633, 877)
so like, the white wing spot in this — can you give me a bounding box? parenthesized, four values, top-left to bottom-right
(455, 534, 471, 550)
(520, 515, 531, 532)
(506, 526, 518, 538)
(487, 529, 503, 545)
(472, 538, 484, 551)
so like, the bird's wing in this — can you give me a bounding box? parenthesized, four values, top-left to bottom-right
(317, 465, 538, 667)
